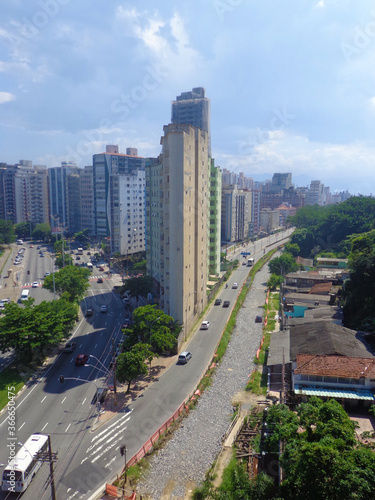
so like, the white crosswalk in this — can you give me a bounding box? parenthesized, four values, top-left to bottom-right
(81, 411, 133, 465)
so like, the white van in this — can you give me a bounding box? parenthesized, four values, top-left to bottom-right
(16, 239, 24, 245)
(20, 289, 30, 301)
(87, 262, 93, 269)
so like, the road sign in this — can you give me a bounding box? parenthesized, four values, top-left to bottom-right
(241, 252, 251, 256)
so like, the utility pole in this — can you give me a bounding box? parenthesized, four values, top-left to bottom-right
(34, 435, 57, 500)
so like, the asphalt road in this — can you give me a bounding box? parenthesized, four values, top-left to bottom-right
(0, 230, 292, 500)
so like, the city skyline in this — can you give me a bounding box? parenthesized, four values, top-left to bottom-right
(1, 1, 375, 195)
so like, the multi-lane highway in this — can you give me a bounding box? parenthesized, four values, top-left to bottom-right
(0, 230, 292, 499)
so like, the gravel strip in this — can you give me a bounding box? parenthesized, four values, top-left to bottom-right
(137, 263, 271, 499)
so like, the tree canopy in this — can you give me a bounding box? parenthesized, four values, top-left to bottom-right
(122, 304, 181, 354)
(0, 219, 15, 244)
(262, 398, 375, 500)
(43, 264, 91, 302)
(116, 343, 154, 392)
(32, 223, 51, 241)
(342, 229, 375, 331)
(288, 196, 375, 258)
(122, 275, 153, 303)
(0, 298, 78, 362)
(268, 252, 298, 276)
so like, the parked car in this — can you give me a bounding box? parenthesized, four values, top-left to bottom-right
(214, 298, 222, 306)
(75, 353, 88, 366)
(76, 256, 80, 260)
(64, 341, 77, 353)
(99, 266, 105, 271)
(200, 321, 210, 330)
(100, 304, 108, 313)
(223, 300, 231, 307)
(177, 351, 192, 364)
(255, 315, 263, 323)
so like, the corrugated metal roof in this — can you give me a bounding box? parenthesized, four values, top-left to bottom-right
(295, 385, 374, 400)
(289, 321, 374, 361)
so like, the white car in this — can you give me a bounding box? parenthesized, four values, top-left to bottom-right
(100, 304, 108, 313)
(200, 321, 210, 330)
(232, 283, 238, 289)
(32, 281, 39, 288)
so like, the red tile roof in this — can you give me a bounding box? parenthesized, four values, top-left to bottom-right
(295, 354, 375, 378)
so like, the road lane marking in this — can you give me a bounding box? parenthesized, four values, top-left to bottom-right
(61, 397, 66, 404)
(65, 423, 71, 432)
(82, 398, 86, 405)
(92, 412, 132, 442)
(41, 396, 47, 403)
(18, 422, 25, 431)
(41, 422, 48, 431)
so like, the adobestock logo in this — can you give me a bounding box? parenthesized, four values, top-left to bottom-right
(10, 0, 70, 45)
(212, 0, 244, 21)
(340, 11, 375, 62)
(238, 107, 296, 157)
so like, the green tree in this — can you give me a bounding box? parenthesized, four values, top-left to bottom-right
(14, 221, 32, 239)
(284, 242, 300, 257)
(267, 273, 284, 291)
(343, 229, 375, 331)
(43, 265, 91, 302)
(123, 305, 181, 353)
(0, 219, 15, 244)
(0, 298, 78, 362)
(268, 253, 298, 276)
(55, 252, 74, 268)
(116, 344, 154, 392)
(123, 275, 153, 303)
(32, 223, 51, 241)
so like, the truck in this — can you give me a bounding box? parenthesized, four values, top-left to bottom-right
(247, 257, 254, 267)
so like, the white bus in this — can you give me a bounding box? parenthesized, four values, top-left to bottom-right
(20, 289, 30, 301)
(87, 262, 93, 269)
(77, 247, 84, 255)
(247, 257, 254, 267)
(1, 433, 49, 493)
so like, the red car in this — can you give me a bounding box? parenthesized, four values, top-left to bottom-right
(75, 354, 89, 366)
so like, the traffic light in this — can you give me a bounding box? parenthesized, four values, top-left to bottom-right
(59, 375, 64, 384)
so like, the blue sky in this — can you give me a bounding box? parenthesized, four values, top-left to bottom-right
(1, 0, 375, 194)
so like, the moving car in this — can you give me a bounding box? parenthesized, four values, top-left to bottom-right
(214, 298, 222, 306)
(32, 281, 39, 288)
(86, 308, 94, 317)
(75, 354, 88, 366)
(223, 300, 231, 307)
(177, 351, 192, 364)
(100, 304, 108, 313)
(64, 341, 76, 352)
(44, 272, 50, 277)
(255, 315, 263, 323)
(97, 277, 103, 283)
(232, 283, 238, 289)
(200, 321, 210, 330)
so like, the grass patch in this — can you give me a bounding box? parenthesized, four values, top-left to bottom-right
(0, 365, 25, 411)
(245, 370, 267, 396)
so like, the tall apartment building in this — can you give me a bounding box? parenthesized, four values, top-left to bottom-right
(0, 163, 17, 223)
(49, 161, 80, 230)
(209, 159, 222, 275)
(146, 123, 210, 332)
(270, 173, 293, 193)
(0, 162, 49, 227)
(92, 146, 146, 254)
(305, 180, 326, 206)
(172, 87, 211, 154)
(250, 189, 261, 236)
(221, 185, 251, 242)
(80, 165, 94, 235)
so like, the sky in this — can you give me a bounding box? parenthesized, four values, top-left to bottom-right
(1, 0, 375, 195)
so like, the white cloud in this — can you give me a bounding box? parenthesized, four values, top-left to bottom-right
(0, 92, 15, 104)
